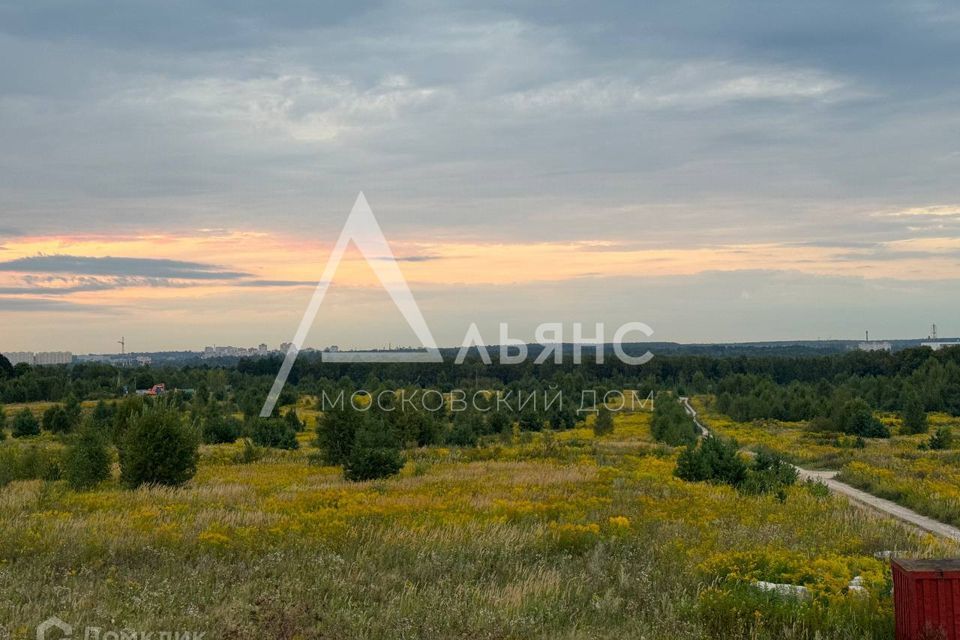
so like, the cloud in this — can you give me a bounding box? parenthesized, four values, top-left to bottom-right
(233, 279, 315, 287)
(0, 297, 92, 312)
(886, 205, 960, 218)
(500, 64, 854, 114)
(0, 255, 248, 279)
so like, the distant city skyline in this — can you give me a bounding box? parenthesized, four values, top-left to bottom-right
(1, 2, 959, 350)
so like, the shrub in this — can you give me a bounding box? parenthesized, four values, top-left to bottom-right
(89, 400, 114, 432)
(0, 444, 63, 487)
(487, 411, 513, 439)
(675, 435, 747, 486)
(284, 409, 304, 432)
(676, 438, 797, 499)
(651, 394, 699, 446)
(0, 403, 6, 440)
(11, 408, 40, 438)
(118, 404, 199, 488)
(901, 390, 928, 435)
(64, 427, 112, 490)
(316, 406, 365, 465)
(929, 427, 953, 451)
(740, 449, 799, 497)
(518, 411, 543, 432)
(63, 394, 82, 429)
(248, 416, 299, 450)
(344, 416, 404, 482)
(593, 407, 614, 436)
(831, 399, 889, 438)
(233, 438, 266, 464)
(447, 421, 479, 447)
(42, 405, 72, 434)
(202, 407, 242, 444)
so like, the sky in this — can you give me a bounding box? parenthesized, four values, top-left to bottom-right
(1, 0, 959, 353)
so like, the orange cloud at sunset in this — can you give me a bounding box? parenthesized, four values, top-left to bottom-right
(2, 228, 960, 306)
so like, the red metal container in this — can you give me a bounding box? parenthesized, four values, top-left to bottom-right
(892, 558, 960, 639)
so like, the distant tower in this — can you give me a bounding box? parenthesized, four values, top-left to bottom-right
(931, 324, 938, 341)
(865, 330, 869, 342)
(118, 336, 125, 355)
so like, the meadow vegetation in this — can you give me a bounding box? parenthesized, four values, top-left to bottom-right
(0, 398, 953, 639)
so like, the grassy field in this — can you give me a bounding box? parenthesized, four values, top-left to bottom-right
(693, 396, 960, 529)
(0, 405, 954, 639)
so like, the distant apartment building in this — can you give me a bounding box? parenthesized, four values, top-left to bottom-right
(3, 351, 73, 366)
(857, 341, 891, 352)
(3, 351, 35, 366)
(201, 344, 275, 359)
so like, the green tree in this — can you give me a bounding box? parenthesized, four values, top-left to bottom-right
(284, 408, 304, 432)
(90, 400, 114, 432)
(42, 405, 72, 434)
(316, 406, 365, 465)
(447, 413, 481, 447)
(64, 426, 112, 490)
(901, 390, 928, 435)
(593, 406, 614, 436)
(488, 411, 513, 440)
(248, 416, 299, 450)
(675, 436, 747, 486)
(929, 427, 953, 451)
(344, 416, 404, 481)
(0, 403, 6, 440)
(63, 394, 82, 429)
(201, 404, 242, 444)
(651, 394, 698, 446)
(11, 408, 40, 437)
(118, 404, 198, 488)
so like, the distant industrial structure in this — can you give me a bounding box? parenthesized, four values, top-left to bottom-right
(920, 324, 960, 351)
(857, 331, 891, 353)
(2, 351, 73, 366)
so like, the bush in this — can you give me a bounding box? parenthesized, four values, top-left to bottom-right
(118, 404, 199, 488)
(651, 394, 699, 446)
(447, 413, 482, 447)
(831, 399, 889, 438)
(740, 449, 799, 497)
(248, 416, 299, 450)
(202, 407, 242, 444)
(89, 400, 114, 432)
(344, 416, 404, 482)
(316, 406, 365, 465)
(447, 421, 478, 447)
(676, 438, 797, 499)
(284, 409, 304, 432)
(0, 403, 6, 440)
(901, 390, 928, 435)
(11, 408, 40, 438)
(487, 411, 513, 439)
(64, 427, 112, 490)
(929, 427, 953, 451)
(675, 435, 747, 485)
(42, 405, 72, 434)
(518, 411, 543, 432)
(0, 444, 63, 487)
(233, 438, 266, 464)
(593, 407, 614, 436)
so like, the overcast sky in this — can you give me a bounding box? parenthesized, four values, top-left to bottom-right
(1, 1, 959, 353)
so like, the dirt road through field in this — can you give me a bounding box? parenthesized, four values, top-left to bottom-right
(678, 397, 960, 543)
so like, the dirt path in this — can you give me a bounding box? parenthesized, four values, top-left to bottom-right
(678, 397, 960, 543)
